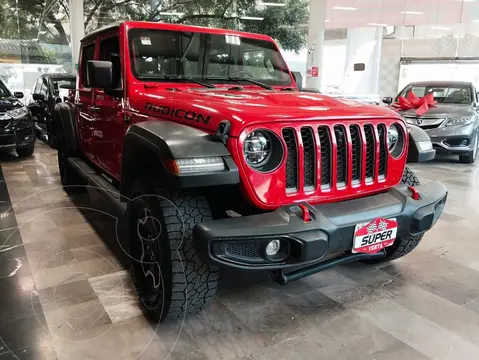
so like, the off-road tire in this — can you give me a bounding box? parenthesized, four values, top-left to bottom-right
(128, 176, 219, 321)
(56, 130, 85, 192)
(367, 167, 423, 263)
(16, 143, 35, 157)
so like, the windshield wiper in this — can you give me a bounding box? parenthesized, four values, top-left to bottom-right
(206, 76, 273, 90)
(138, 75, 215, 89)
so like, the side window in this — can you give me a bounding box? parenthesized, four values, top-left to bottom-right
(33, 79, 41, 94)
(99, 36, 121, 89)
(39, 79, 48, 97)
(81, 43, 96, 87)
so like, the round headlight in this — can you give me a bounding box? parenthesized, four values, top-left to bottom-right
(244, 130, 272, 166)
(387, 123, 405, 158)
(387, 124, 400, 152)
(243, 129, 284, 172)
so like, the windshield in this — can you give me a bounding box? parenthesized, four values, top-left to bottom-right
(0, 81, 11, 97)
(128, 28, 292, 86)
(399, 84, 472, 105)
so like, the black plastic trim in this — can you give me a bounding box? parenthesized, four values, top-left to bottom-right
(193, 181, 448, 270)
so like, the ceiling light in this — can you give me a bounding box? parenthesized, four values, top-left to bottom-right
(333, 6, 358, 11)
(400, 11, 424, 15)
(431, 26, 451, 30)
(368, 22, 388, 26)
(325, 19, 331, 22)
(259, 2, 286, 6)
(240, 16, 264, 20)
(159, 12, 184, 16)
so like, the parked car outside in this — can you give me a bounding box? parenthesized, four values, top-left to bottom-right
(0, 79, 35, 156)
(28, 73, 76, 149)
(384, 81, 479, 163)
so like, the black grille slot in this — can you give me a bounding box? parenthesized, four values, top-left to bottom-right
(318, 126, 331, 187)
(350, 125, 361, 183)
(334, 125, 347, 185)
(364, 124, 375, 180)
(377, 124, 387, 177)
(282, 128, 298, 190)
(224, 242, 262, 259)
(301, 127, 315, 189)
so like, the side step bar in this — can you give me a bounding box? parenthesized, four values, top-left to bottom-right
(270, 250, 387, 285)
(66, 157, 126, 215)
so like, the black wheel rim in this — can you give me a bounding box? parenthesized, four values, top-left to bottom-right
(130, 206, 165, 309)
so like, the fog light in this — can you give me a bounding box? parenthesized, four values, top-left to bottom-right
(25, 136, 31, 140)
(265, 240, 281, 256)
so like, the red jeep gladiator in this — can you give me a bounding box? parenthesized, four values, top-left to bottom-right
(53, 21, 447, 321)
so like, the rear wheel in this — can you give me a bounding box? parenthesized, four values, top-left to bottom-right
(367, 167, 423, 263)
(128, 177, 219, 321)
(57, 129, 85, 192)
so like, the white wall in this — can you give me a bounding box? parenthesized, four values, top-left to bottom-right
(281, 40, 346, 91)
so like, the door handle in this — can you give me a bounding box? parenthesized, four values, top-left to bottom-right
(89, 106, 100, 112)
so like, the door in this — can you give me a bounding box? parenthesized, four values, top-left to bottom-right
(29, 78, 48, 123)
(77, 41, 97, 162)
(93, 33, 125, 179)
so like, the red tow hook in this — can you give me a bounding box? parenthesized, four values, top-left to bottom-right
(298, 204, 311, 222)
(408, 186, 421, 200)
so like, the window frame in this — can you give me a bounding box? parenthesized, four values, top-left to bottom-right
(79, 41, 97, 89)
(98, 33, 122, 90)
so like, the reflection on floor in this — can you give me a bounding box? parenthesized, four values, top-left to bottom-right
(1, 141, 479, 359)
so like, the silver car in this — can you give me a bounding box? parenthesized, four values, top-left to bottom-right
(384, 81, 479, 163)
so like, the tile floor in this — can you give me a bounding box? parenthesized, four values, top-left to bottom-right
(1, 141, 479, 359)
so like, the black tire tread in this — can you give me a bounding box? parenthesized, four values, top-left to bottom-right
(367, 167, 423, 263)
(130, 176, 218, 321)
(158, 191, 219, 319)
(17, 144, 35, 157)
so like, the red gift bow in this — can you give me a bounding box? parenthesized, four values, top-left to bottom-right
(391, 91, 438, 116)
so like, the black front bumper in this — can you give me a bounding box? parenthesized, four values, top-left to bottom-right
(0, 118, 35, 149)
(193, 182, 447, 270)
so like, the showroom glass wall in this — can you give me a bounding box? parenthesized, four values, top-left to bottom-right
(0, 1, 72, 103)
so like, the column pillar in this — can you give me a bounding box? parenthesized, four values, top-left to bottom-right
(305, 0, 326, 90)
(342, 27, 382, 94)
(69, 0, 85, 73)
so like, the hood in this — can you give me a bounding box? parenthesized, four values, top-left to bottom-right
(397, 103, 474, 118)
(0, 97, 22, 112)
(132, 87, 402, 137)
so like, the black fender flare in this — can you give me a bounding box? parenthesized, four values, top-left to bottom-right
(53, 102, 78, 153)
(120, 121, 239, 198)
(407, 124, 436, 163)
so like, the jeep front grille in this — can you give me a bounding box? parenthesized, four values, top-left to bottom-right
(282, 123, 388, 191)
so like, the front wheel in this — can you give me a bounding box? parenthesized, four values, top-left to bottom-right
(367, 167, 423, 263)
(17, 143, 35, 157)
(57, 131, 85, 192)
(128, 180, 219, 321)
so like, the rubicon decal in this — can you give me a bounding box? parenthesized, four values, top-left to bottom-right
(352, 218, 398, 254)
(144, 103, 211, 124)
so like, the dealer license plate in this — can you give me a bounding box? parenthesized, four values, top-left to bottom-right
(352, 218, 398, 254)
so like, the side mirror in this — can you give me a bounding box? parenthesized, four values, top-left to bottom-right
(87, 60, 113, 89)
(291, 71, 303, 91)
(14, 91, 24, 99)
(382, 96, 393, 105)
(32, 93, 45, 101)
